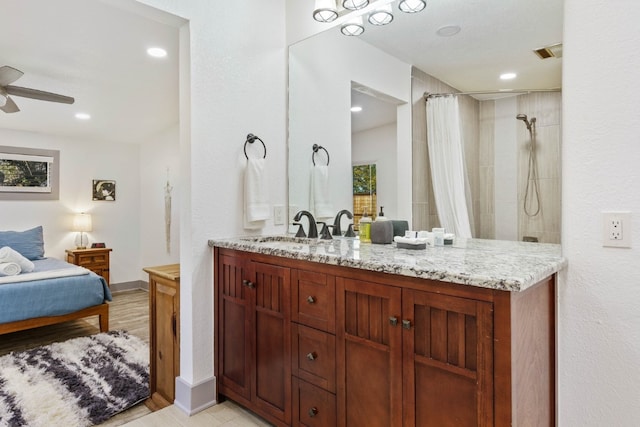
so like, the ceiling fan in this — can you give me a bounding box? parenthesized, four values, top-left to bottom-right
(0, 65, 75, 113)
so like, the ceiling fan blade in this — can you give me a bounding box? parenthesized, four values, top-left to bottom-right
(0, 96, 20, 113)
(5, 85, 74, 104)
(0, 66, 24, 87)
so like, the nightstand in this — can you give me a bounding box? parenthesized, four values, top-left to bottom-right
(65, 248, 112, 285)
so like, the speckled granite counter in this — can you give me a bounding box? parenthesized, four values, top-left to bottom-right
(208, 235, 567, 292)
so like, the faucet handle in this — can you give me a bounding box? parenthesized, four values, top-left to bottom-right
(317, 222, 333, 240)
(293, 222, 306, 238)
(344, 223, 356, 237)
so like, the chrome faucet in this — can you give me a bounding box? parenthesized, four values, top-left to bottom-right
(293, 210, 318, 238)
(332, 209, 353, 236)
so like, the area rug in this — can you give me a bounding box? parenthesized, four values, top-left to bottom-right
(0, 330, 149, 427)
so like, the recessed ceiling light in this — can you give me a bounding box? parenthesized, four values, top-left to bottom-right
(351, 106, 363, 112)
(436, 25, 461, 37)
(500, 72, 517, 80)
(147, 47, 167, 58)
(75, 113, 91, 120)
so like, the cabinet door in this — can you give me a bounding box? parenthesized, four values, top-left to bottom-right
(252, 261, 292, 424)
(216, 252, 252, 401)
(403, 290, 494, 427)
(336, 278, 403, 427)
(151, 278, 179, 406)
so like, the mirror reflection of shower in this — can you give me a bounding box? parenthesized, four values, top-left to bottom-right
(517, 114, 541, 217)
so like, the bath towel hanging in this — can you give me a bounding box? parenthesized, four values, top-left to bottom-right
(243, 133, 270, 229)
(310, 144, 333, 220)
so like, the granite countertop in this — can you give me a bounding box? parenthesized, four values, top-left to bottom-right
(208, 235, 567, 292)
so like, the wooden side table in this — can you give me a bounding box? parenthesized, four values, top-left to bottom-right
(65, 248, 112, 285)
(143, 264, 180, 411)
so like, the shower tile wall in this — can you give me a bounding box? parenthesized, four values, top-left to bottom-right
(517, 92, 562, 244)
(479, 101, 496, 239)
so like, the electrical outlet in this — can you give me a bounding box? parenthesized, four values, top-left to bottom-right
(603, 212, 632, 248)
(273, 205, 285, 225)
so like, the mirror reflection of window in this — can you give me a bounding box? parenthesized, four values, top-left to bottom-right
(352, 163, 376, 228)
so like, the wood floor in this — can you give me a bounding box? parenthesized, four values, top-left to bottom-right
(0, 289, 268, 426)
(0, 289, 153, 426)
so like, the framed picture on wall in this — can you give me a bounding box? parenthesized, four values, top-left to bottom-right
(92, 180, 116, 201)
(0, 145, 60, 201)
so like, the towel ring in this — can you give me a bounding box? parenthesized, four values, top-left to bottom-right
(244, 133, 267, 159)
(312, 144, 330, 166)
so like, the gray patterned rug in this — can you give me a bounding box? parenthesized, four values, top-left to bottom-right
(0, 330, 149, 427)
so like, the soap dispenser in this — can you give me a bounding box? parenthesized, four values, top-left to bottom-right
(359, 207, 372, 243)
(371, 206, 393, 244)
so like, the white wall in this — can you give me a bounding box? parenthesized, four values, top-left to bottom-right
(0, 128, 141, 283)
(561, 1, 640, 425)
(134, 0, 288, 412)
(139, 124, 180, 278)
(352, 123, 398, 219)
(289, 29, 412, 223)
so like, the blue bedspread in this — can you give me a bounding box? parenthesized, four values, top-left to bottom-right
(0, 258, 112, 324)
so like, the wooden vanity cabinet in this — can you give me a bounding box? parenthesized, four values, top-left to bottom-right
(214, 248, 556, 427)
(215, 249, 292, 426)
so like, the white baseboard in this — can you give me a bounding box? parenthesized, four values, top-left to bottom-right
(173, 375, 217, 415)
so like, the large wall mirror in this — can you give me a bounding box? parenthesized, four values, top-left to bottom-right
(288, 0, 563, 243)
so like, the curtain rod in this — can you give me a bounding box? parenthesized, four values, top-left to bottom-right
(424, 88, 561, 100)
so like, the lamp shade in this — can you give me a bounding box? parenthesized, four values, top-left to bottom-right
(398, 0, 426, 13)
(342, 0, 368, 10)
(368, 4, 394, 25)
(73, 213, 92, 232)
(313, 0, 338, 23)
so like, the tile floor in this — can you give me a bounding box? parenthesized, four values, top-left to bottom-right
(123, 401, 273, 427)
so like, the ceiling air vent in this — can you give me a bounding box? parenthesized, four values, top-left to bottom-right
(533, 43, 563, 59)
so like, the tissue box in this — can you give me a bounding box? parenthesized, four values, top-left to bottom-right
(371, 221, 394, 244)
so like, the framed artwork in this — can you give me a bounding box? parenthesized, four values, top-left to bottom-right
(0, 145, 60, 201)
(92, 180, 116, 201)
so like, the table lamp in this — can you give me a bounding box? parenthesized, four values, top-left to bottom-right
(73, 212, 92, 249)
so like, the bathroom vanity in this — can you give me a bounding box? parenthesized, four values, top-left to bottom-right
(209, 236, 566, 427)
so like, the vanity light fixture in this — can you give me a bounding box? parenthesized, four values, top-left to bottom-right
(368, 4, 394, 26)
(313, 0, 339, 22)
(341, 16, 365, 36)
(314, 0, 427, 37)
(343, 0, 369, 10)
(398, 0, 426, 13)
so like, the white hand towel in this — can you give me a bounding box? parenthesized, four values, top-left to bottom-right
(0, 262, 21, 277)
(244, 158, 270, 229)
(0, 246, 35, 273)
(310, 165, 333, 220)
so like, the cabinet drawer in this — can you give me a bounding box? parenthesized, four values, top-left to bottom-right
(292, 270, 335, 333)
(292, 377, 336, 427)
(76, 253, 108, 266)
(292, 324, 335, 393)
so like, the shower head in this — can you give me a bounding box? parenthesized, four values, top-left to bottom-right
(516, 113, 535, 131)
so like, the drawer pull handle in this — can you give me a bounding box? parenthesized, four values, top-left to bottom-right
(308, 407, 318, 418)
(389, 316, 398, 326)
(402, 319, 412, 330)
(306, 295, 316, 304)
(242, 279, 255, 289)
(306, 352, 317, 361)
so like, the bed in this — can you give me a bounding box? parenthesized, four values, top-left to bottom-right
(0, 226, 112, 335)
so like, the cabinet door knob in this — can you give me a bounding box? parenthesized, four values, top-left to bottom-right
(306, 295, 316, 304)
(389, 316, 398, 326)
(308, 407, 318, 418)
(402, 319, 412, 330)
(242, 279, 255, 288)
(306, 351, 317, 361)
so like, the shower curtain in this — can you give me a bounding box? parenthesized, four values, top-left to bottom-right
(426, 96, 473, 238)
